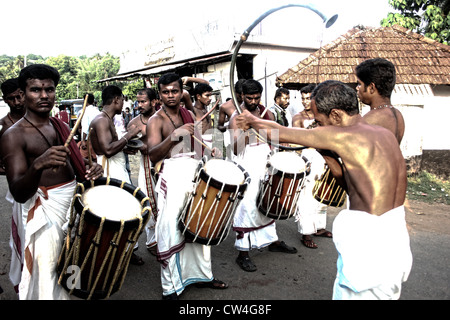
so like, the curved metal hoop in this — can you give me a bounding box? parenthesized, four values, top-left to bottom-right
(229, 4, 338, 151)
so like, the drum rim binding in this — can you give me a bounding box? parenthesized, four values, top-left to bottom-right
(258, 153, 312, 220)
(73, 177, 151, 230)
(58, 177, 152, 299)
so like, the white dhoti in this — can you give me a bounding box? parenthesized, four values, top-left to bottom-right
(233, 143, 278, 251)
(138, 154, 158, 248)
(295, 149, 328, 235)
(155, 156, 213, 297)
(7, 190, 25, 293)
(97, 152, 130, 184)
(332, 205, 413, 300)
(19, 180, 77, 300)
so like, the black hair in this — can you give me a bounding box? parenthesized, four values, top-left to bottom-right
(18, 64, 60, 91)
(101, 85, 123, 106)
(355, 58, 396, 98)
(1, 78, 20, 96)
(137, 88, 157, 101)
(274, 87, 290, 101)
(194, 83, 213, 98)
(157, 73, 183, 91)
(242, 79, 263, 95)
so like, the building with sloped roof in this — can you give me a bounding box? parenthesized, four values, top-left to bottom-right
(277, 25, 450, 178)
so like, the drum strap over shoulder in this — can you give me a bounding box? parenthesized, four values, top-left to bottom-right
(179, 107, 204, 155)
(50, 117, 87, 182)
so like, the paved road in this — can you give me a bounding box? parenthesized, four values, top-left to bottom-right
(1, 155, 449, 306)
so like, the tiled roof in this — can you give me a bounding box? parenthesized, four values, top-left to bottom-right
(276, 25, 450, 88)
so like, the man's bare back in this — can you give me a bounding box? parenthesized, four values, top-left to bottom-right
(364, 107, 405, 143)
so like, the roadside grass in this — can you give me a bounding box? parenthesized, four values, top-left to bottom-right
(407, 171, 450, 205)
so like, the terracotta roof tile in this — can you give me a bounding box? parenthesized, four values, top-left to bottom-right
(277, 25, 450, 88)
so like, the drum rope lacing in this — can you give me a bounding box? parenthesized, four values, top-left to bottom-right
(58, 180, 151, 299)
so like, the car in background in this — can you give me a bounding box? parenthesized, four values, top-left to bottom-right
(59, 99, 84, 128)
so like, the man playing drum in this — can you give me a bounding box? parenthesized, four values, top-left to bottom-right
(0, 64, 103, 299)
(146, 72, 226, 300)
(235, 80, 412, 300)
(229, 79, 298, 273)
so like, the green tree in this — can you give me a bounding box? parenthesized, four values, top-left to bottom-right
(382, 0, 450, 44)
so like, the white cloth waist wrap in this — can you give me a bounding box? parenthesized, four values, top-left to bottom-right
(19, 180, 77, 300)
(332, 205, 413, 293)
(98, 152, 130, 184)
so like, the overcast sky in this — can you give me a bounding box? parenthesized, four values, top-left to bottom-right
(2, 0, 392, 57)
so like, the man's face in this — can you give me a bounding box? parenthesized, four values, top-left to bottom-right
(310, 99, 331, 127)
(301, 92, 311, 110)
(159, 81, 183, 109)
(277, 93, 290, 109)
(243, 93, 261, 111)
(197, 91, 212, 107)
(136, 93, 153, 114)
(356, 77, 370, 105)
(3, 88, 25, 114)
(24, 78, 56, 114)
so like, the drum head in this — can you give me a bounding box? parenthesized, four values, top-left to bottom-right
(82, 185, 142, 221)
(204, 159, 245, 185)
(269, 152, 306, 174)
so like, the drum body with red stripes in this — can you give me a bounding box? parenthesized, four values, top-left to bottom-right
(57, 177, 150, 300)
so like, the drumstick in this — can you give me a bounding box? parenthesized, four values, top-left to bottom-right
(64, 94, 89, 147)
(87, 128, 94, 188)
(53, 94, 89, 172)
(192, 134, 213, 152)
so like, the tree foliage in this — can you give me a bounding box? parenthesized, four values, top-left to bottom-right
(381, 0, 450, 44)
(0, 53, 122, 103)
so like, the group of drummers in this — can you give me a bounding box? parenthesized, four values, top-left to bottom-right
(1, 57, 413, 301)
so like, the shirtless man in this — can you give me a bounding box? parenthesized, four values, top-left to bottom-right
(356, 58, 405, 143)
(192, 82, 214, 134)
(127, 87, 158, 254)
(146, 73, 226, 299)
(0, 78, 26, 293)
(0, 78, 25, 174)
(292, 83, 316, 128)
(217, 79, 245, 132)
(236, 80, 412, 300)
(0, 64, 103, 299)
(180, 76, 209, 112)
(90, 85, 141, 183)
(229, 79, 296, 272)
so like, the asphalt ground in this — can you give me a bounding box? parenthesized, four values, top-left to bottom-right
(0, 154, 449, 316)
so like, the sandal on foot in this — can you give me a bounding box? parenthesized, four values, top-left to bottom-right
(301, 237, 318, 249)
(130, 252, 145, 265)
(269, 241, 297, 254)
(236, 255, 257, 272)
(314, 229, 332, 238)
(195, 278, 229, 290)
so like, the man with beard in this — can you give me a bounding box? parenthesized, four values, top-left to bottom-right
(269, 87, 291, 127)
(127, 87, 159, 255)
(146, 73, 225, 299)
(229, 79, 297, 272)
